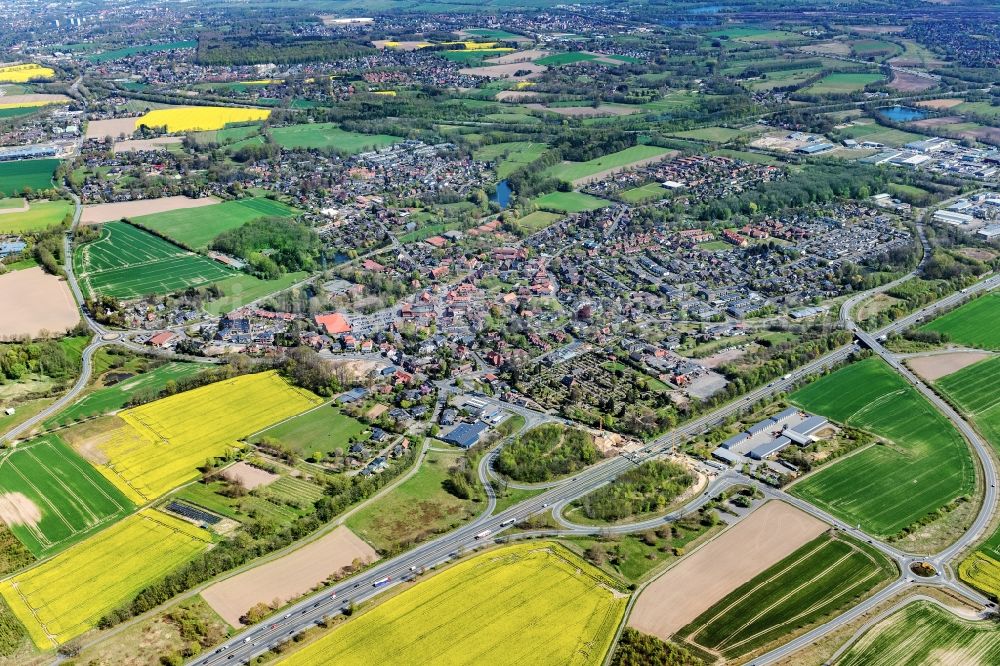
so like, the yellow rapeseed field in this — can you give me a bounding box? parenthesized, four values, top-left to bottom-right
(0, 63, 55, 83)
(960, 551, 1000, 599)
(91, 371, 322, 503)
(0, 509, 210, 649)
(0, 100, 62, 110)
(278, 542, 628, 665)
(135, 106, 271, 133)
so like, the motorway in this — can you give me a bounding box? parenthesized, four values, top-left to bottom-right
(192, 271, 1000, 666)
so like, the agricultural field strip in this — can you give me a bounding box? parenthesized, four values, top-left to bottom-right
(0, 509, 210, 648)
(686, 535, 886, 655)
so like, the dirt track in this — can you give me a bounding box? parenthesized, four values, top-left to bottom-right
(628, 501, 827, 640)
(0, 267, 79, 339)
(202, 526, 378, 626)
(80, 195, 220, 225)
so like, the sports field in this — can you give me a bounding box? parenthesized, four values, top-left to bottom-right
(0, 64, 54, 83)
(534, 191, 610, 213)
(0, 199, 71, 233)
(74, 221, 234, 299)
(542, 145, 673, 183)
(130, 197, 298, 249)
(267, 123, 401, 153)
(802, 72, 885, 95)
(680, 532, 894, 659)
(919, 292, 1000, 349)
(45, 362, 205, 428)
(86, 371, 322, 503)
(277, 542, 627, 665)
(136, 106, 271, 133)
(789, 358, 975, 537)
(0, 159, 59, 196)
(836, 600, 1000, 666)
(0, 509, 210, 648)
(251, 404, 369, 458)
(0, 434, 132, 559)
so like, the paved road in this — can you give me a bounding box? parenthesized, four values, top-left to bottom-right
(188, 273, 999, 666)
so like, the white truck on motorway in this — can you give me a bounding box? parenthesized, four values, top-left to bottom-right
(474, 529, 492, 540)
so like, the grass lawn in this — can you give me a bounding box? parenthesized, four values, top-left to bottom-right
(711, 148, 779, 164)
(919, 292, 1000, 349)
(0, 159, 59, 196)
(803, 72, 885, 95)
(708, 26, 806, 43)
(839, 121, 924, 146)
(535, 52, 598, 66)
(268, 123, 402, 153)
(680, 532, 895, 659)
(87, 40, 196, 63)
(747, 67, 822, 91)
(346, 450, 479, 553)
(251, 404, 369, 458)
(789, 358, 975, 537)
(515, 210, 562, 234)
(533, 191, 610, 213)
(954, 101, 1000, 122)
(0, 198, 70, 233)
(542, 145, 673, 183)
(620, 183, 670, 203)
(203, 271, 309, 315)
(130, 197, 298, 249)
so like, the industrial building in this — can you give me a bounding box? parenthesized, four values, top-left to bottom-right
(440, 421, 490, 449)
(712, 408, 829, 464)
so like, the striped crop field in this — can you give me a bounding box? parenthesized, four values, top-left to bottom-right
(919, 292, 1000, 350)
(86, 371, 323, 504)
(836, 600, 1000, 665)
(789, 358, 975, 537)
(0, 509, 211, 648)
(277, 542, 627, 665)
(679, 532, 895, 659)
(73, 221, 234, 299)
(0, 435, 133, 557)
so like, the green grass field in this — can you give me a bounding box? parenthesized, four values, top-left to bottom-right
(268, 123, 402, 153)
(45, 362, 204, 428)
(954, 101, 1000, 122)
(515, 210, 563, 234)
(474, 141, 548, 178)
(803, 72, 885, 95)
(836, 600, 1000, 665)
(747, 66, 822, 91)
(542, 145, 672, 183)
(533, 191, 610, 213)
(87, 40, 196, 63)
(251, 404, 369, 458)
(681, 532, 894, 658)
(0, 159, 59, 196)
(619, 183, 670, 203)
(130, 197, 298, 249)
(463, 28, 522, 39)
(670, 126, 758, 142)
(0, 435, 134, 558)
(346, 450, 478, 552)
(789, 358, 975, 537)
(276, 542, 626, 666)
(708, 26, 806, 43)
(851, 39, 902, 59)
(535, 52, 598, 66)
(203, 270, 309, 315)
(839, 122, 924, 146)
(919, 292, 1000, 349)
(74, 221, 235, 300)
(0, 198, 70, 233)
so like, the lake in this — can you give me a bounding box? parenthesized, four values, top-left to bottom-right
(492, 180, 512, 208)
(880, 106, 927, 122)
